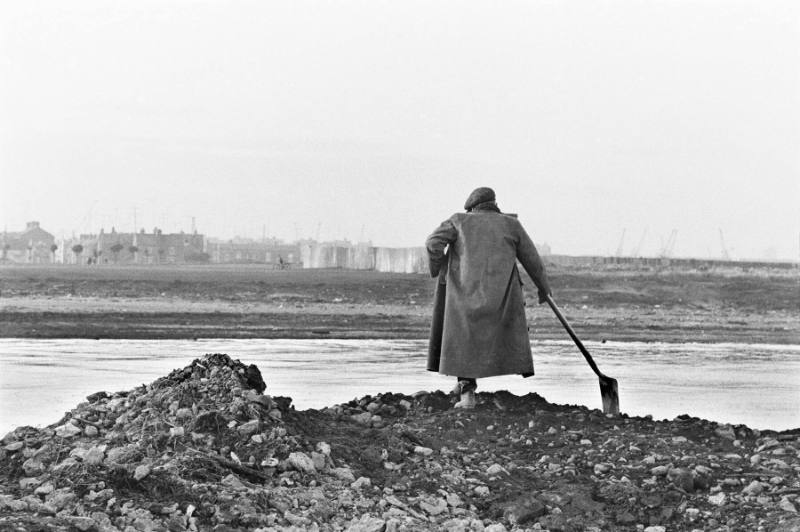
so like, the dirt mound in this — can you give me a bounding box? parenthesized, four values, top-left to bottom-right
(1, 353, 799, 531)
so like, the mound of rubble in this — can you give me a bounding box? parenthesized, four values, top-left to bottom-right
(1, 353, 799, 532)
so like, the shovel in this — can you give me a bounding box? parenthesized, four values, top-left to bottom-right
(544, 295, 620, 415)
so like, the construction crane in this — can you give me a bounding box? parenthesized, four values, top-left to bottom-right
(659, 230, 678, 258)
(719, 228, 731, 261)
(631, 228, 648, 257)
(615, 228, 626, 257)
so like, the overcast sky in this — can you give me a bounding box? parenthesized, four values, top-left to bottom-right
(1, 0, 798, 260)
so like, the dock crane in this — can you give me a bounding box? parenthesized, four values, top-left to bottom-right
(631, 228, 648, 257)
(719, 229, 731, 261)
(615, 229, 626, 257)
(659, 230, 678, 258)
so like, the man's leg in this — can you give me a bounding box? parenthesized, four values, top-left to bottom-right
(454, 377, 477, 409)
(451, 377, 477, 395)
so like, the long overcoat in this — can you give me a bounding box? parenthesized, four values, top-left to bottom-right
(425, 210, 551, 378)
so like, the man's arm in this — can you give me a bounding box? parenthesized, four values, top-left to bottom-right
(425, 217, 457, 278)
(516, 223, 552, 303)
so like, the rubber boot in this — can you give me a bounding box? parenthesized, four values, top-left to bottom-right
(454, 390, 476, 409)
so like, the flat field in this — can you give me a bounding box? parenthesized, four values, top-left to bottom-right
(0, 262, 797, 343)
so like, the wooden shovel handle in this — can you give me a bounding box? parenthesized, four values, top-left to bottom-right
(544, 295, 608, 380)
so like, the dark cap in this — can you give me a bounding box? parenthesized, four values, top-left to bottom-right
(464, 187, 496, 210)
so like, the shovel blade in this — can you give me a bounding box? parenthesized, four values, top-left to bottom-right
(599, 376, 620, 415)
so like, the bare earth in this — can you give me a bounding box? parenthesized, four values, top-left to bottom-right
(0, 263, 798, 344)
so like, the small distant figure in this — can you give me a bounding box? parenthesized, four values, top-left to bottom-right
(426, 187, 552, 409)
(278, 255, 286, 270)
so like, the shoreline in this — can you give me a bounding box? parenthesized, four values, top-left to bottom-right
(2, 296, 798, 344)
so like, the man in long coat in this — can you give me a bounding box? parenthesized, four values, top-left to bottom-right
(426, 187, 552, 408)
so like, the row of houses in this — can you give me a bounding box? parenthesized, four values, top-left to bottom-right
(1, 222, 57, 264)
(0, 221, 557, 274)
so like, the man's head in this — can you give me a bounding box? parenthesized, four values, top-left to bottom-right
(464, 187, 496, 211)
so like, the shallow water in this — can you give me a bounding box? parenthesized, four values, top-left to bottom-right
(1, 339, 798, 434)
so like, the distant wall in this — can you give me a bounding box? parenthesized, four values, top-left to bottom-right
(546, 255, 798, 270)
(374, 247, 427, 274)
(301, 244, 427, 273)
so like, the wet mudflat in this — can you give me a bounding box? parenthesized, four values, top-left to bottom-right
(1, 264, 798, 344)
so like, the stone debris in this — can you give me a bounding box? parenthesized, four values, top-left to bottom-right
(1, 353, 799, 531)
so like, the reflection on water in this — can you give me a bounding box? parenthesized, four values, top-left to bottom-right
(1, 339, 798, 434)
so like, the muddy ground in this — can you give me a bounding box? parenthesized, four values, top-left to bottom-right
(1, 353, 799, 532)
(0, 263, 798, 343)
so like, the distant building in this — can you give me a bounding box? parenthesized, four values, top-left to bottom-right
(208, 237, 300, 266)
(1, 222, 56, 264)
(61, 228, 206, 264)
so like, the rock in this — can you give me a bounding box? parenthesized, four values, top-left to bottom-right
(779, 497, 798, 513)
(19, 477, 41, 490)
(641, 493, 663, 508)
(237, 419, 260, 436)
(84, 445, 106, 465)
(351, 477, 372, 490)
(351, 412, 373, 426)
(106, 444, 141, 464)
(346, 515, 386, 532)
(65, 516, 95, 531)
(22, 457, 45, 476)
(708, 492, 727, 506)
(316, 441, 331, 455)
(311, 451, 327, 471)
(486, 464, 508, 476)
(715, 425, 736, 440)
(133, 464, 151, 481)
(4, 441, 24, 452)
(742, 480, 765, 496)
(332, 467, 356, 482)
(419, 497, 448, 516)
(221, 474, 247, 490)
(503, 494, 546, 524)
(286, 452, 316, 474)
(484, 524, 508, 532)
(474, 486, 490, 496)
(644, 527, 666, 532)
(84, 425, 99, 437)
(651, 465, 669, 476)
(616, 511, 636, 525)
(593, 463, 613, 475)
(667, 467, 694, 491)
(54, 423, 82, 438)
(34, 482, 55, 496)
(446, 492, 463, 507)
(414, 446, 434, 456)
(45, 488, 77, 511)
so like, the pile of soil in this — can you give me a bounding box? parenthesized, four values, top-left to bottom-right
(1, 354, 799, 531)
